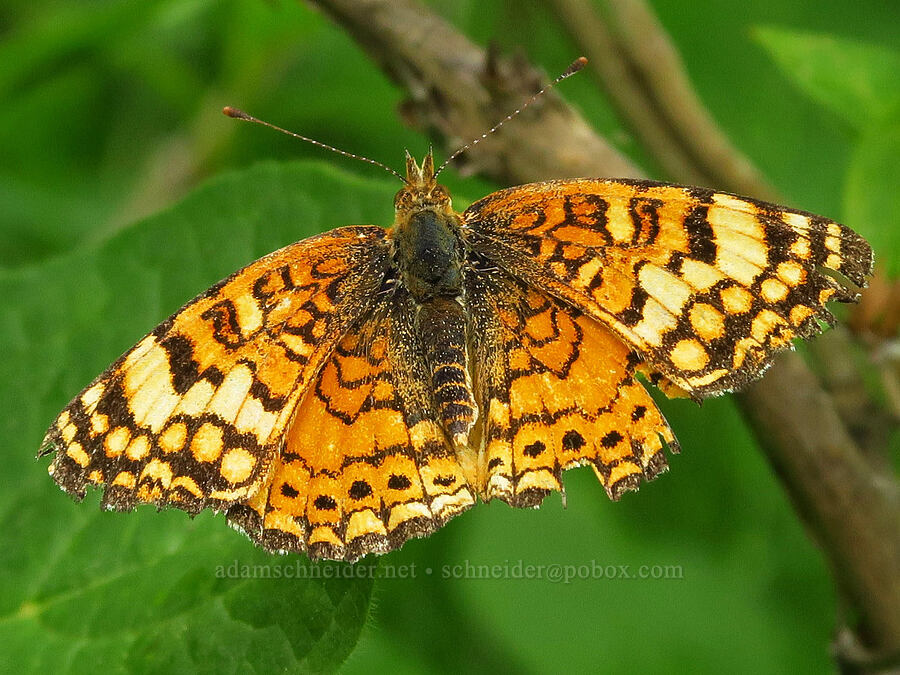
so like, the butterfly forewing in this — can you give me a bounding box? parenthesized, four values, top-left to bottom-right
(463, 178, 873, 396)
(43, 226, 390, 515)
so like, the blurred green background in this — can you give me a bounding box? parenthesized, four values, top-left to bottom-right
(2, 1, 897, 673)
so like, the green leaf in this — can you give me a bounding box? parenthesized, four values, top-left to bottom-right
(0, 162, 397, 673)
(0, 3, 145, 98)
(753, 27, 900, 130)
(844, 120, 900, 277)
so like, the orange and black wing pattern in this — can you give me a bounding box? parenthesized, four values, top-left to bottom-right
(41, 227, 390, 517)
(467, 263, 677, 506)
(40, 154, 875, 562)
(463, 179, 873, 396)
(227, 285, 475, 561)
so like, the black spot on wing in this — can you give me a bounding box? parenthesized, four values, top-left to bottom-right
(684, 205, 717, 264)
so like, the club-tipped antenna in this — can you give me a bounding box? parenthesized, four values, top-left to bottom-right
(223, 106, 404, 181)
(434, 56, 588, 177)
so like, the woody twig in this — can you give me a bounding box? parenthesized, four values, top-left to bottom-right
(549, 0, 779, 199)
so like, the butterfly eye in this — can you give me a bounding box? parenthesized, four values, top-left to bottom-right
(430, 185, 450, 203)
(394, 189, 413, 209)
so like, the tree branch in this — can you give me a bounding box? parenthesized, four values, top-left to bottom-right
(549, 0, 780, 199)
(739, 352, 900, 666)
(306, 0, 642, 181)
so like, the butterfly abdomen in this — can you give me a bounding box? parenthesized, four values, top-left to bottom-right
(415, 297, 477, 448)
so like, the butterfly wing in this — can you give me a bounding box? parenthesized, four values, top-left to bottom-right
(227, 284, 476, 562)
(42, 226, 391, 516)
(466, 263, 677, 505)
(463, 179, 873, 396)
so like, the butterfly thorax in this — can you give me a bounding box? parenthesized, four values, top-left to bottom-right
(390, 153, 478, 475)
(391, 151, 464, 303)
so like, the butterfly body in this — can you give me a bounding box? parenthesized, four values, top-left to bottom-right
(391, 152, 477, 454)
(42, 152, 872, 561)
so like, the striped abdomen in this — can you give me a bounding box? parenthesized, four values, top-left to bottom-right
(416, 297, 476, 447)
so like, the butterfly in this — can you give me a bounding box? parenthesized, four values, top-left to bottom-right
(40, 147, 873, 562)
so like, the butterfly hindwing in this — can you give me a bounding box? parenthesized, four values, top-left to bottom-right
(467, 264, 677, 506)
(227, 285, 476, 562)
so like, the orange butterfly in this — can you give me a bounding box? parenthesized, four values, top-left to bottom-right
(41, 55, 872, 563)
(41, 145, 872, 561)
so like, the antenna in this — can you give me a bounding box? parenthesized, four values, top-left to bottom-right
(222, 106, 404, 181)
(434, 56, 588, 177)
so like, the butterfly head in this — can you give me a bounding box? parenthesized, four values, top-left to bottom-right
(394, 149, 454, 218)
